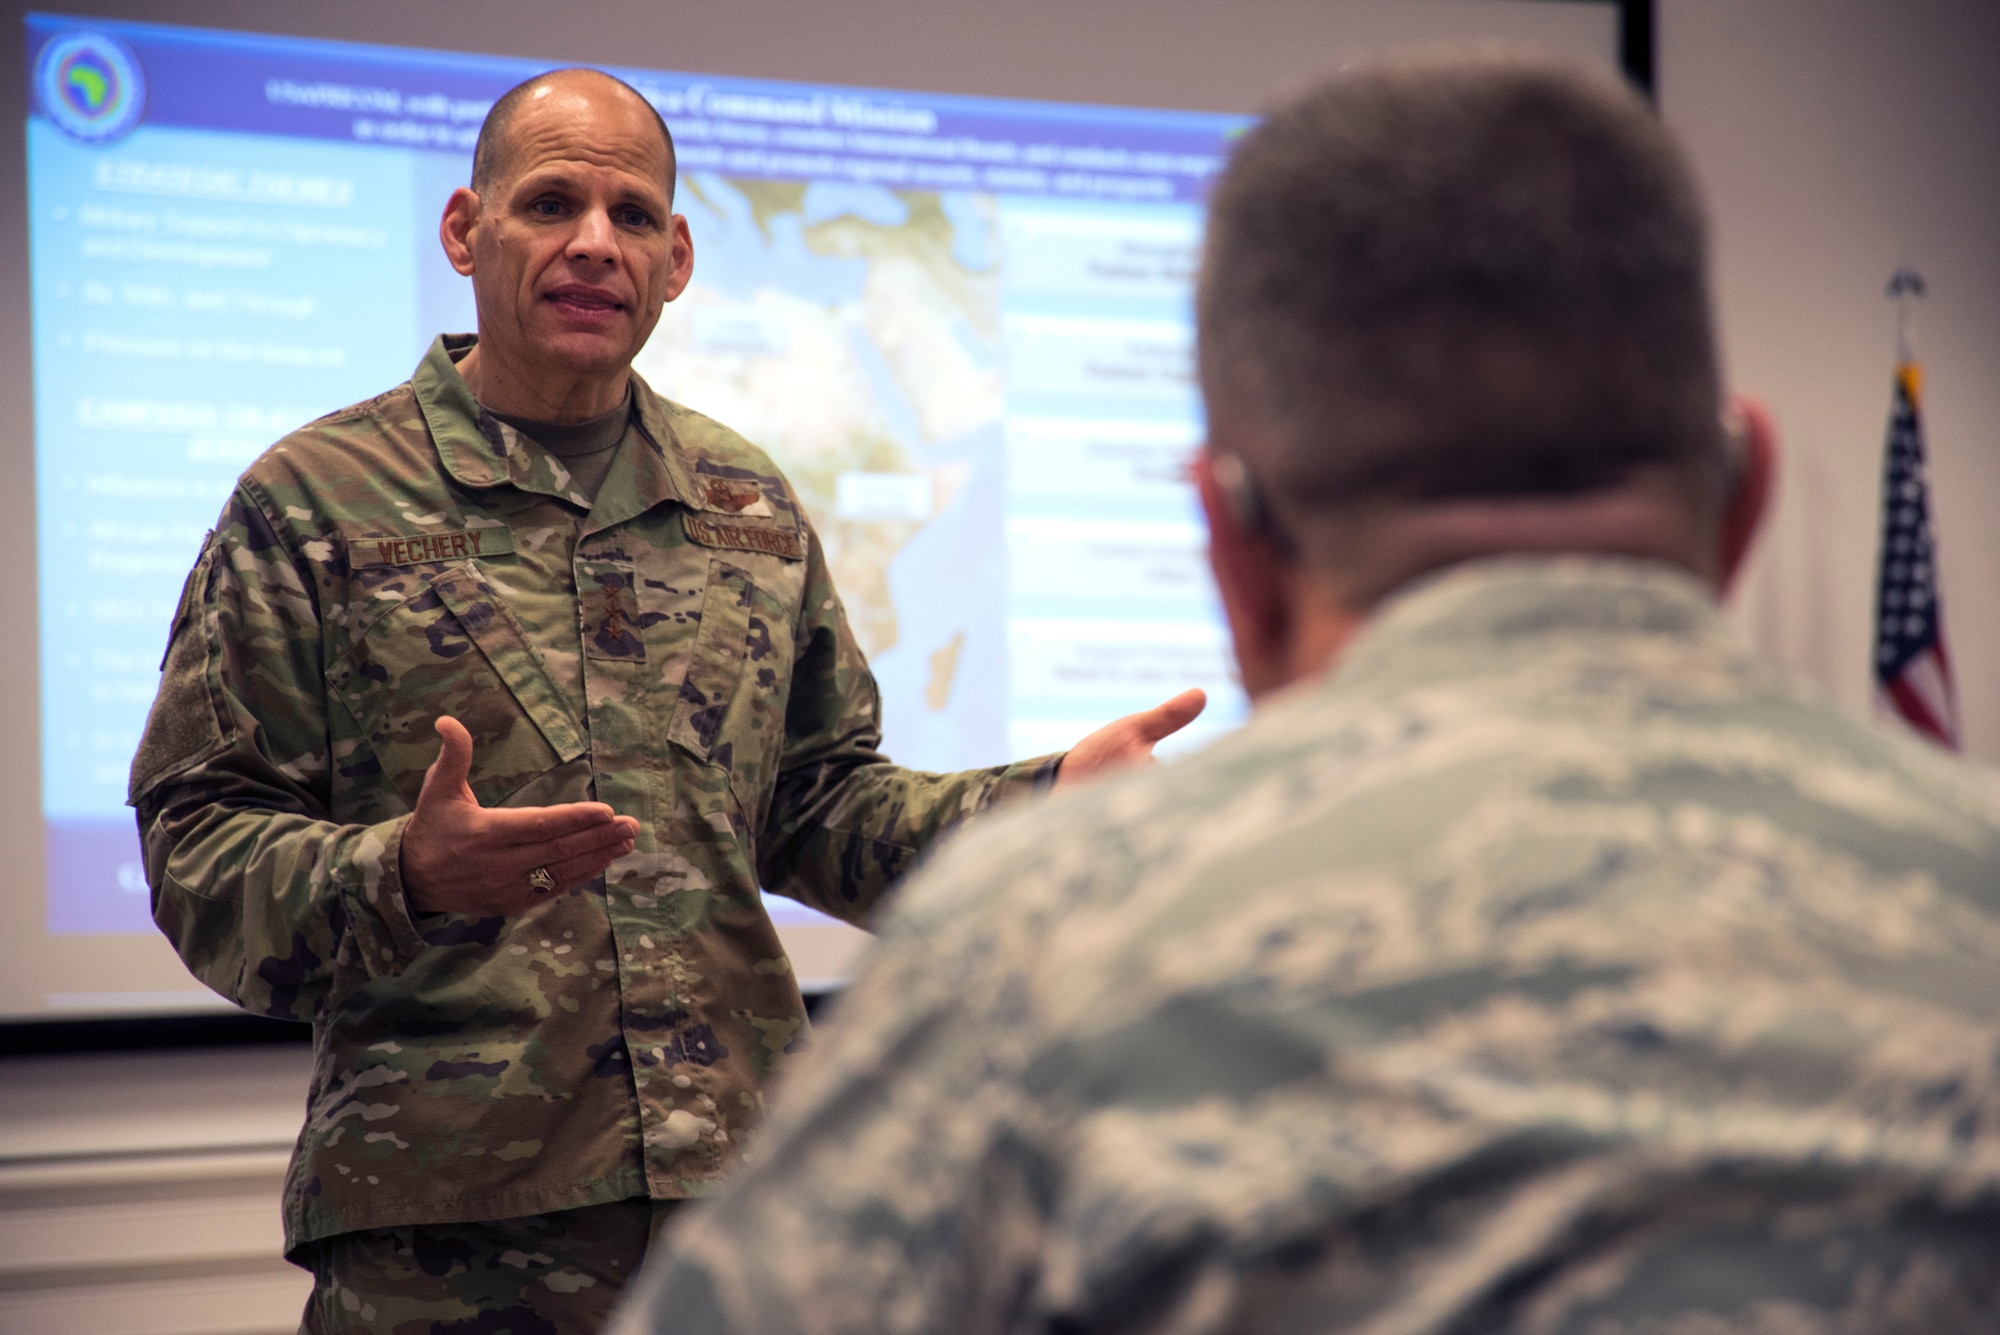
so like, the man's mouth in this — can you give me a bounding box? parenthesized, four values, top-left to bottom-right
(545, 285, 624, 317)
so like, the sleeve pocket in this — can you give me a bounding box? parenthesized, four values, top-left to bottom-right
(129, 536, 233, 802)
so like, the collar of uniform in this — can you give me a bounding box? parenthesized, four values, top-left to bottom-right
(584, 371, 702, 534)
(1323, 554, 1735, 695)
(413, 334, 509, 489)
(411, 334, 695, 519)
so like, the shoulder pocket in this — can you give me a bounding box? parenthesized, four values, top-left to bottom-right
(330, 564, 585, 808)
(129, 536, 232, 802)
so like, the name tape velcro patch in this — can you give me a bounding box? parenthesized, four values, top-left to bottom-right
(350, 527, 517, 568)
(683, 514, 804, 561)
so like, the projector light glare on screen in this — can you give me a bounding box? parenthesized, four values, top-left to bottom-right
(22, 13, 1251, 998)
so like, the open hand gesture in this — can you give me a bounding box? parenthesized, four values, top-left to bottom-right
(1054, 688, 1208, 792)
(400, 716, 638, 916)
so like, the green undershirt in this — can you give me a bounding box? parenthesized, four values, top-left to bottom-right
(488, 390, 631, 503)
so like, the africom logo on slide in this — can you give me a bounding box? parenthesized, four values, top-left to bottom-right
(35, 29, 147, 145)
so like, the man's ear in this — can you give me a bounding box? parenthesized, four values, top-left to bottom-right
(439, 187, 481, 279)
(660, 213, 696, 307)
(1194, 451, 1293, 700)
(1716, 394, 1779, 598)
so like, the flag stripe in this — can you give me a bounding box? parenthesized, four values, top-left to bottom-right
(1883, 677, 1952, 749)
(1901, 644, 1957, 733)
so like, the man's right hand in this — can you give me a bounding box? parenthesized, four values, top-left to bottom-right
(400, 716, 639, 917)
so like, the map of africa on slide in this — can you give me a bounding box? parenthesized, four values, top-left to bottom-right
(636, 177, 998, 666)
(636, 176, 1016, 770)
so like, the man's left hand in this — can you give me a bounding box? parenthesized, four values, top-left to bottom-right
(1054, 688, 1208, 792)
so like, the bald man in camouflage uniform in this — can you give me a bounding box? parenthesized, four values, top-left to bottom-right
(612, 54, 2000, 1335)
(131, 68, 1200, 1333)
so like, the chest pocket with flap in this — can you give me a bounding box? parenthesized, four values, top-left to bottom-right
(666, 555, 795, 818)
(668, 558, 756, 760)
(330, 563, 586, 809)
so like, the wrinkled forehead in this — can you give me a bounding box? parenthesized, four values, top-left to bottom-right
(493, 77, 673, 193)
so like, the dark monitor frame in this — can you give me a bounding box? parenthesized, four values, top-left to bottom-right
(0, 0, 1652, 1058)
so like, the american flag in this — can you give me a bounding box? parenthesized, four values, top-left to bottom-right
(1872, 362, 1959, 750)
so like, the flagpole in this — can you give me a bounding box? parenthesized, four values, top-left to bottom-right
(1887, 266, 1925, 368)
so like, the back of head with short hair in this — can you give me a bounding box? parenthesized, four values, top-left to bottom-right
(1198, 50, 1724, 557)
(471, 67, 678, 201)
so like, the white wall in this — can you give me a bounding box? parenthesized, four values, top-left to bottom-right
(1667, 0, 2000, 760)
(0, 1046, 312, 1334)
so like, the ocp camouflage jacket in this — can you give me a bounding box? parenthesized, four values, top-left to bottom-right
(130, 335, 1057, 1252)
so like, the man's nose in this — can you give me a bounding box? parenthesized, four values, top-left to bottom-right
(568, 206, 618, 262)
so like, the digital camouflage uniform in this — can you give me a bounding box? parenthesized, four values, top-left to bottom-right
(615, 557, 2000, 1335)
(130, 335, 1058, 1266)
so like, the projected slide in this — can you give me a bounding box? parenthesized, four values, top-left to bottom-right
(26, 15, 1249, 940)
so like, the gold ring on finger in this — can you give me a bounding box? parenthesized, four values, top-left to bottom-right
(527, 866, 557, 894)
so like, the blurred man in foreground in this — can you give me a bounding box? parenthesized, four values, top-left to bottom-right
(613, 51, 2000, 1334)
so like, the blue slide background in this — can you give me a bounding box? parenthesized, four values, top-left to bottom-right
(25, 13, 1245, 934)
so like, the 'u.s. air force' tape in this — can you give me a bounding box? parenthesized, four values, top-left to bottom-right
(349, 527, 517, 567)
(682, 514, 803, 561)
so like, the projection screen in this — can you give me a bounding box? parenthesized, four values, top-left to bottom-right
(3, 2, 1623, 1025)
